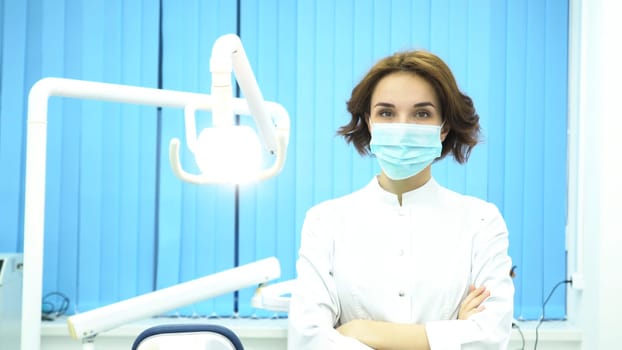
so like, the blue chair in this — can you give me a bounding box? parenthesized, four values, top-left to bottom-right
(132, 324, 244, 350)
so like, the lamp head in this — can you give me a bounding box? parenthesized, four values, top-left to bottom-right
(193, 125, 262, 183)
(168, 34, 290, 185)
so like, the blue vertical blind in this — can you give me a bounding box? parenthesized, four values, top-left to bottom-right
(156, 0, 238, 316)
(0, 0, 567, 320)
(0, 0, 163, 312)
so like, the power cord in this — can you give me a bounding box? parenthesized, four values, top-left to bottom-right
(41, 291, 70, 321)
(512, 322, 525, 350)
(510, 265, 525, 350)
(533, 279, 572, 350)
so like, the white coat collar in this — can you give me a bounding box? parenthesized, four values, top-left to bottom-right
(366, 175, 440, 207)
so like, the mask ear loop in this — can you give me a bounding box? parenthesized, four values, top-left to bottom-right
(365, 113, 375, 155)
(439, 121, 448, 135)
(364, 113, 376, 139)
(439, 121, 449, 144)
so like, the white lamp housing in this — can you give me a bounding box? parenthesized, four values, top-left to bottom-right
(169, 34, 290, 184)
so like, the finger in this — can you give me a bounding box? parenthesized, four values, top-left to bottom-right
(463, 288, 489, 310)
(470, 288, 490, 304)
(462, 286, 486, 308)
(464, 305, 486, 319)
(463, 286, 484, 303)
(467, 289, 490, 310)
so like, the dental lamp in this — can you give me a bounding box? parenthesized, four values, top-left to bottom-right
(170, 34, 290, 184)
(20, 34, 290, 350)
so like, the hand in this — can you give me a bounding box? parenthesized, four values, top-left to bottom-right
(337, 319, 370, 341)
(458, 285, 490, 320)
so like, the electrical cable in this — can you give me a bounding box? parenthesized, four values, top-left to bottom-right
(41, 291, 70, 321)
(509, 265, 524, 349)
(512, 322, 525, 350)
(533, 279, 571, 349)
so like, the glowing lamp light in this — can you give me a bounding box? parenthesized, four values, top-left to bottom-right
(194, 125, 263, 183)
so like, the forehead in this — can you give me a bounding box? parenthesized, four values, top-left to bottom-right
(371, 71, 438, 106)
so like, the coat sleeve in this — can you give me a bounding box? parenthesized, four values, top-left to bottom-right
(425, 203, 515, 350)
(287, 206, 373, 350)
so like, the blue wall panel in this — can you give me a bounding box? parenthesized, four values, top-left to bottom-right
(158, 0, 238, 316)
(0, 0, 28, 254)
(463, 0, 491, 201)
(543, 0, 569, 319)
(504, 0, 529, 319)
(0, 0, 161, 314)
(522, 0, 547, 319)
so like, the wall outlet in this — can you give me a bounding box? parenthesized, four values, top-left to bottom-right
(571, 272, 585, 290)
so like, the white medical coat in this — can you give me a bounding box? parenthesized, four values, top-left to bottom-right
(287, 177, 514, 349)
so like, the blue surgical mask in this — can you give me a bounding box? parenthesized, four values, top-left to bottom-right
(369, 122, 443, 180)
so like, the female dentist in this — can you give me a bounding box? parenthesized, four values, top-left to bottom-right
(287, 50, 514, 349)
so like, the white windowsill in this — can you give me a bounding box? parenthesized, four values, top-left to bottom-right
(41, 317, 581, 350)
(41, 315, 289, 339)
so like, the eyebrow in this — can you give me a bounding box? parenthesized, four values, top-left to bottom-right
(373, 102, 437, 109)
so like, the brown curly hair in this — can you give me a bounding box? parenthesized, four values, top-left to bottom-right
(338, 50, 480, 164)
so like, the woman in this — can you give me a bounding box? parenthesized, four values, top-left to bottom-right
(287, 51, 514, 349)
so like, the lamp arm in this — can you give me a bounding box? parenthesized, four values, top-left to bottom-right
(66, 257, 280, 340)
(210, 34, 278, 154)
(22, 77, 230, 350)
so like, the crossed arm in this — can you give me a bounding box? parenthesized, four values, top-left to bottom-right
(336, 286, 490, 350)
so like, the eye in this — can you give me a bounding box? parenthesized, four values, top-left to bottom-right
(376, 109, 393, 118)
(414, 110, 431, 119)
